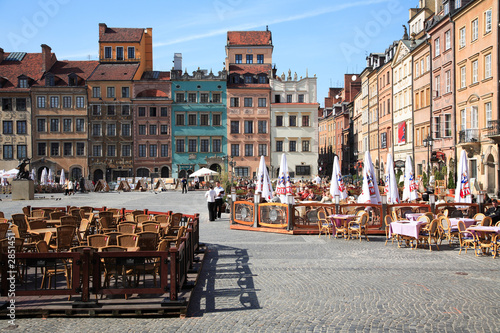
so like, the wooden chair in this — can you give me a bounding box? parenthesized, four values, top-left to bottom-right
(137, 232, 159, 251)
(117, 222, 137, 234)
(0, 237, 24, 253)
(99, 216, 117, 233)
(153, 214, 168, 224)
(124, 214, 136, 222)
(457, 221, 478, 255)
(105, 232, 122, 246)
(348, 212, 369, 241)
(88, 234, 110, 248)
(117, 234, 138, 248)
(384, 215, 394, 245)
(49, 211, 67, 220)
(77, 218, 92, 245)
(141, 222, 161, 234)
(50, 226, 76, 252)
(135, 214, 150, 223)
(317, 208, 332, 239)
(11, 213, 29, 238)
(60, 216, 78, 228)
(417, 219, 440, 251)
(36, 240, 71, 290)
(169, 213, 183, 230)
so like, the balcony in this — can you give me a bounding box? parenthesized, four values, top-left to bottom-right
(458, 129, 479, 144)
(486, 120, 500, 140)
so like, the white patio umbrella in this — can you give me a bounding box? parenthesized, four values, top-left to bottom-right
(384, 153, 400, 204)
(276, 153, 293, 204)
(2, 168, 19, 178)
(47, 168, 54, 185)
(188, 167, 219, 178)
(40, 168, 48, 185)
(255, 155, 274, 202)
(330, 155, 347, 200)
(357, 151, 381, 204)
(402, 155, 418, 202)
(455, 150, 472, 204)
(30, 168, 36, 182)
(59, 169, 66, 186)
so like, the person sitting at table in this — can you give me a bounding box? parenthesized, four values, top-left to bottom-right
(485, 199, 500, 223)
(299, 188, 311, 201)
(320, 191, 332, 203)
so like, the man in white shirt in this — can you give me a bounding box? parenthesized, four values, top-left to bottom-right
(214, 181, 225, 219)
(314, 175, 322, 185)
(205, 185, 216, 221)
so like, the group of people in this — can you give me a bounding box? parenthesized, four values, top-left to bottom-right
(205, 181, 225, 221)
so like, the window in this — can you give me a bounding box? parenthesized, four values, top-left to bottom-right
(107, 87, 115, 98)
(188, 93, 196, 103)
(210, 93, 220, 104)
(50, 119, 59, 132)
(231, 144, 239, 157)
(160, 107, 168, 117)
(149, 107, 156, 117)
(381, 132, 387, 148)
(104, 46, 112, 59)
(149, 144, 157, 157)
(434, 116, 441, 139)
(287, 94, 292, 103)
(444, 2, 449, 14)
(470, 159, 477, 179)
(160, 144, 169, 157)
(246, 54, 253, 64)
(277, 115, 285, 127)
(107, 124, 116, 136)
(50, 96, 59, 108)
(92, 105, 101, 115)
(188, 139, 197, 152)
(298, 94, 304, 103)
(289, 115, 297, 127)
(200, 93, 209, 103)
(231, 121, 239, 134)
(276, 140, 283, 152)
(485, 9, 492, 33)
(275, 95, 281, 103)
(289, 141, 296, 152)
(17, 145, 27, 159)
(3, 121, 13, 134)
(258, 144, 267, 156)
(434, 38, 440, 57)
(92, 145, 101, 157)
(50, 142, 59, 156)
(455, 0, 461, 9)
(445, 70, 451, 93)
(16, 98, 26, 111)
(195, 114, 207, 126)
(63, 119, 72, 132)
(116, 47, 124, 60)
(17, 120, 26, 134)
(138, 125, 146, 135)
(415, 62, 420, 77)
(471, 106, 478, 129)
(38, 143, 46, 156)
(200, 139, 209, 153)
(296, 165, 311, 176)
(235, 54, 242, 64)
(243, 75, 252, 84)
(107, 105, 115, 115)
(244, 121, 253, 134)
(234, 167, 248, 177)
(471, 19, 478, 42)
(459, 27, 466, 48)
(460, 108, 466, 131)
(230, 97, 239, 107)
(445, 30, 451, 50)
(258, 98, 266, 107)
(120, 123, 130, 136)
(3, 145, 13, 160)
(188, 114, 197, 126)
(75, 119, 84, 132)
(176, 113, 185, 126)
(37, 119, 46, 132)
(472, 60, 478, 83)
(137, 107, 145, 117)
(92, 87, 101, 98)
(127, 47, 135, 59)
(176, 93, 185, 103)
(213, 139, 221, 153)
(302, 140, 310, 152)
(122, 87, 129, 98)
(444, 114, 452, 137)
(149, 125, 157, 135)
(302, 115, 310, 127)
(92, 124, 101, 136)
(435, 76, 440, 97)
(244, 98, 252, 107)
(120, 105, 130, 116)
(258, 120, 267, 134)
(45, 75, 54, 86)
(176, 139, 185, 153)
(18, 78, 28, 88)
(245, 144, 253, 156)
(258, 75, 266, 84)
(486, 102, 492, 126)
(64, 142, 72, 156)
(63, 96, 72, 108)
(213, 114, 221, 126)
(485, 54, 492, 78)
(122, 144, 131, 157)
(257, 54, 264, 64)
(138, 144, 146, 157)
(460, 66, 466, 88)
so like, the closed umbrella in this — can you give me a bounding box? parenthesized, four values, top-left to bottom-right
(384, 153, 400, 204)
(455, 150, 472, 204)
(256, 155, 274, 202)
(59, 169, 66, 186)
(40, 168, 48, 185)
(276, 153, 293, 204)
(48, 169, 53, 185)
(330, 155, 347, 200)
(402, 155, 418, 202)
(357, 151, 381, 204)
(30, 168, 36, 182)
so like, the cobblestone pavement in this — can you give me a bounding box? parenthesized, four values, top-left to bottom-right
(1, 191, 500, 332)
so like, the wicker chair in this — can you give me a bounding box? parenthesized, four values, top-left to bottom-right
(105, 232, 122, 246)
(317, 208, 332, 239)
(101, 246, 134, 298)
(142, 222, 161, 234)
(49, 226, 75, 252)
(348, 212, 369, 241)
(88, 234, 110, 248)
(473, 213, 485, 224)
(31, 209, 46, 219)
(60, 216, 78, 228)
(117, 234, 138, 248)
(50, 211, 67, 220)
(457, 221, 477, 255)
(77, 218, 92, 246)
(417, 219, 440, 251)
(137, 232, 159, 251)
(480, 216, 492, 226)
(134, 239, 169, 287)
(36, 240, 71, 290)
(117, 222, 137, 234)
(135, 214, 150, 223)
(0, 223, 9, 239)
(384, 215, 394, 245)
(99, 216, 117, 233)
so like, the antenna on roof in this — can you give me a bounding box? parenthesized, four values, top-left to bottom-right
(266, 25, 268, 31)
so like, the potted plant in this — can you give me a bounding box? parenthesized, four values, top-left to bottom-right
(447, 170, 455, 194)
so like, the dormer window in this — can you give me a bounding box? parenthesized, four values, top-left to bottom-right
(104, 46, 112, 59)
(258, 75, 267, 84)
(127, 47, 135, 59)
(244, 75, 253, 84)
(116, 47, 124, 60)
(45, 74, 55, 86)
(443, 1, 449, 15)
(68, 74, 78, 86)
(18, 75, 29, 88)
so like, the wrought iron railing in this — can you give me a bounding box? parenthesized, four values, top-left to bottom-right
(486, 120, 500, 137)
(458, 129, 479, 143)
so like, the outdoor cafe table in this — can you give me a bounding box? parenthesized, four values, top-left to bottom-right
(29, 227, 58, 236)
(389, 220, 427, 246)
(466, 226, 500, 255)
(328, 214, 356, 238)
(449, 218, 476, 228)
(405, 213, 424, 221)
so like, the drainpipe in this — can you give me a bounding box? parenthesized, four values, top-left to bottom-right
(427, 34, 433, 187)
(497, 2, 500, 197)
(452, 13, 458, 192)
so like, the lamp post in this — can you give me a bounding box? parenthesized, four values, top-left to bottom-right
(477, 191, 485, 213)
(222, 155, 236, 186)
(423, 135, 434, 187)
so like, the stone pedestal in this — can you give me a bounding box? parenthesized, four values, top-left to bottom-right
(12, 180, 35, 200)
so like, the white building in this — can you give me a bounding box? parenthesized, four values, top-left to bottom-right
(270, 71, 318, 180)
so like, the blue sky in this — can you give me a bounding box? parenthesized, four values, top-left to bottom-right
(0, 0, 413, 105)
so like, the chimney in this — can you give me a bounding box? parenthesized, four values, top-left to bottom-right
(99, 23, 107, 39)
(173, 53, 182, 71)
(0, 48, 4, 62)
(41, 44, 53, 72)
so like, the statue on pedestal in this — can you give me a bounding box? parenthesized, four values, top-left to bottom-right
(15, 158, 31, 180)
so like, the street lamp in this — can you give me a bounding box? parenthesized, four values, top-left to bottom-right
(222, 155, 236, 185)
(422, 135, 434, 186)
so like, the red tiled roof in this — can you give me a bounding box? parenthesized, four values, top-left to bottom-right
(158, 71, 170, 80)
(88, 63, 139, 81)
(0, 53, 47, 91)
(227, 83, 270, 89)
(48, 60, 99, 85)
(227, 31, 272, 46)
(229, 64, 271, 75)
(100, 27, 144, 43)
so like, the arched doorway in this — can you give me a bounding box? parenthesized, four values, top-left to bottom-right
(71, 167, 82, 180)
(209, 163, 221, 173)
(161, 166, 170, 178)
(93, 169, 104, 182)
(187, 170, 193, 178)
(137, 168, 150, 178)
(178, 170, 186, 178)
(487, 154, 495, 194)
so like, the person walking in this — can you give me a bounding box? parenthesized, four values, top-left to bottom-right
(214, 181, 225, 219)
(205, 185, 216, 221)
(67, 178, 74, 195)
(181, 177, 188, 194)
